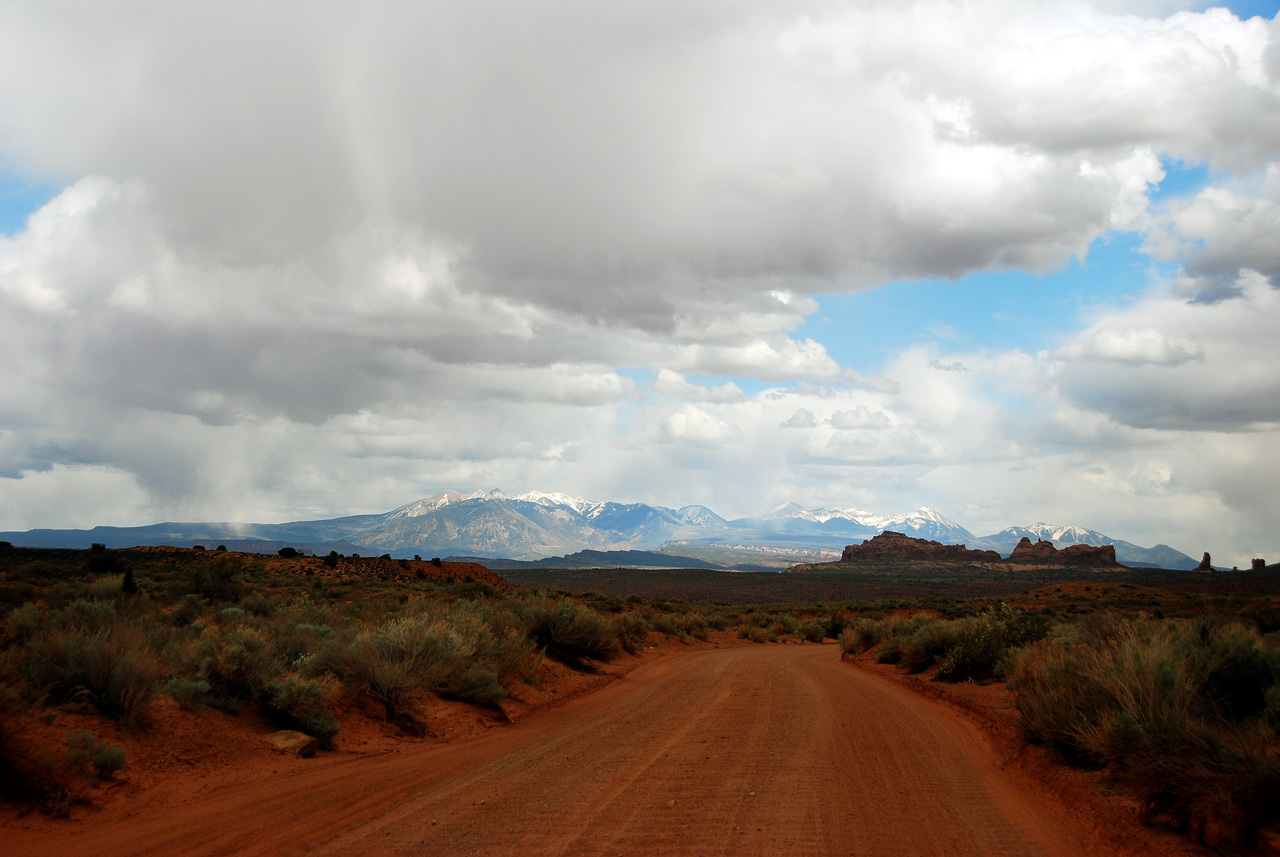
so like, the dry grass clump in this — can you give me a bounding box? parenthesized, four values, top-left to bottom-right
(1008, 616, 1280, 851)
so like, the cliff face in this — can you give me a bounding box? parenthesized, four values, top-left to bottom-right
(839, 531, 1002, 563)
(1008, 536, 1117, 565)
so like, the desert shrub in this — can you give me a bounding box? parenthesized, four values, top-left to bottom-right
(334, 615, 481, 730)
(263, 675, 340, 745)
(519, 597, 618, 666)
(772, 613, 800, 636)
(649, 613, 682, 639)
(163, 677, 212, 711)
(705, 611, 733, 631)
(465, 604, 538, 686)
(64, 599, 117, 633)
(240, 594, 276, 617)
(824, 613, 848, 640)
(447, 662, 506, 706)
(169, 594, 204, 626)
(0, 686, 75, 810)
(837, 625, 860, 655)
(845, 618, 880, 653)
(66, 729, 128, 780)
(941, 603, 1049, 683)
(86, 550, 128, 580)
(187, 555, 247, 604)
(797, 619, 827, 643)
(86, 574, 126, 602)
(271, 621, 336, 670)
(431, 609, 509, 704)
(612, 612, 651, 654)
(6, 602, 48, 645)
(875, 640, 902, 664)
(194, 626, 279, 709)
(741, 625, 774, 644)
(15, 625, 160, 726)
(899, 621, 962, 674)
(1008, 616, 1280, 849)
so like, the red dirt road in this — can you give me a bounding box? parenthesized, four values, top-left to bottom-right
(9, 644, 1090, 857)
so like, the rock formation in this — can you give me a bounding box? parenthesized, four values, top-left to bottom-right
(1008, 537, 1117, 565)
(264, 730, 319, 757)
(839, 531, 1002, 563)
(1252, 558, 1267, 572)
(1197, 552, 1213, 572)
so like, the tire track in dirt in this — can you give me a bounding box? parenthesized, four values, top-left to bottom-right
(7, 643, 1091, 857)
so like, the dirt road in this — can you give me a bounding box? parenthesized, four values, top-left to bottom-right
(9, 643, 1089, 857)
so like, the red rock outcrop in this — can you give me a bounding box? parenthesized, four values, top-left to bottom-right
(839, 531, 1002, 563)
(1009, 537, 1117, 565)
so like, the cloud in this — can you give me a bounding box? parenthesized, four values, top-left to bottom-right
(829, 407, 892, 430)
(671, 335, 842, 381)
(780, 408, 817, 428)
(1145, 167, 1280, 297)
(652, 370, 746, 404)
(1055, 325, 1204, 365)
(2, 1, 1270, 321)
(0, 1, 1278, 567)
(1054, 271, 1280, 429)
(656, 405, 743, 447)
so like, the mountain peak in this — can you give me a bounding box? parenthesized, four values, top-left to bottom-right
(512, 491, 596, 513)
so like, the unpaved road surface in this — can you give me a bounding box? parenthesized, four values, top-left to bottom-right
(11, 644, 1088, 857)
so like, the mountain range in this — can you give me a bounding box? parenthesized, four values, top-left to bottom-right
(0, 488, 1199, 569)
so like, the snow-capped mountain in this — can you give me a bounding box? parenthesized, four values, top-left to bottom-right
(736, 503, 975, 545)
(982, 523, 1111, 546)
(0, 490, 1197, 569)
(971, 523, 1198, 570)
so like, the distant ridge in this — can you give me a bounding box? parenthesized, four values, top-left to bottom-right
(0, 489, 1198, 569)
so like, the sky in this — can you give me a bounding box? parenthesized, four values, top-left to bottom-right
(1, 1, 1279, 566)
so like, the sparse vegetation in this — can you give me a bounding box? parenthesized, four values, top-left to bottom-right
(4, 540, 1278, 849)
(1008, 615, 1280, 850)
(842, 596, 1280, 852)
